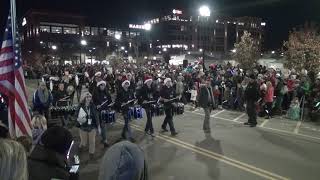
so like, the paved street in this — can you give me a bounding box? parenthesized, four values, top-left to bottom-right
(25, 80, 320, 180)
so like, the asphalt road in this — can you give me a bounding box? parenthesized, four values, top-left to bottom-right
(25, 79, 320, 180)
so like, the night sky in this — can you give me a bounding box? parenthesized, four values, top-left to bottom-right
(0, 0, 320, 49)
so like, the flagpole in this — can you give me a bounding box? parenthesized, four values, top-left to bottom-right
(10, 0, 16, 43)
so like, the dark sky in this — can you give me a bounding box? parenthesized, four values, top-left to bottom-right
(1, 0, 320, 49)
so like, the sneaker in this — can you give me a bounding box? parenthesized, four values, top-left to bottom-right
(203, 129, 211, 134)
(171, 132, 179, 136)
(160, 128, 169, 133)
(244, 122, 251, 126)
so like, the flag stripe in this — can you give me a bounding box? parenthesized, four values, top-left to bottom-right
(0, 46, 13, 54)
(0, 59, 14, 67)
(17, 68, 28, 100)
(0, 65, 14, 75)
(0, 52, 14, 62)
(1, 40, 12, 48)
(14, 100, 31, 135)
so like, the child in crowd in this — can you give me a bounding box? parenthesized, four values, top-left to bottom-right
(190, 85, 198, 110)
(31, 115, 48, 146)
(287, 97, 300, 121)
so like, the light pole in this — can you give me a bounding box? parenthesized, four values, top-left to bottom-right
(51, 45, 58, 64)
(80, 39, 87, 63)
(199, 5, 211, 71)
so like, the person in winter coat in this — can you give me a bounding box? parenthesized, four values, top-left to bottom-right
(0, 139, 28, 180)
(77, 92, 100, 159)
(28, 126, 74, 180)
(98, 141, 148, 180)
(244, 74, 260, 127)
(33, 81, 53, 119)
(264, 81, 274, 119)
(93, 81, 112, 148)
(198, 78, 215, 133)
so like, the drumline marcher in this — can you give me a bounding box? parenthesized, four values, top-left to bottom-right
(52, 82, 71, 126)
(89, 72, 102, 94)
(160, 78, 179, 136)
(77, 92, 100, 160)
(138, 76, 158, 136)
(93, 81, 112, 148)
(115, 80, 136, 142)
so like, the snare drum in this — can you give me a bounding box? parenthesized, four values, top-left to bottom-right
(101, 110, 116, 124)
(133, 106, 143, 119)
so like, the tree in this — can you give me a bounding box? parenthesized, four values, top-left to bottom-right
(283, 24, 320, 74)
(232, 31, 260, 70)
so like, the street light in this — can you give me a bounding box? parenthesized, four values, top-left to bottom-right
(115, 34, 121, 40)
(52, 45, 57, 50)
(199, 5, 211, 71)
(80, 40, 87, 63)
(81, 40, 87, 46)
(121, 46, 125, 50)
(144, 23, 152, 31)
(199, 6, 211, 17)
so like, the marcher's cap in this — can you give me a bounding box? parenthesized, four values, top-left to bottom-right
(144, 76, 153, 84)
(41, 126, 73, 155)
(122, 80, 130, 87)
(164, 78, 172, 84)
(95, 72, 102, 77)
(97, 81, 107, 87)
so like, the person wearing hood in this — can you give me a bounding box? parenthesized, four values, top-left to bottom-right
(28, 126, 74, 180)
(98, 141, 148, 180)
(33, 81, 53, 119)
(93, 81, 112, 148)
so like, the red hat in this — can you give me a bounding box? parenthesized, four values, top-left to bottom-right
(144, 75, 153, 84)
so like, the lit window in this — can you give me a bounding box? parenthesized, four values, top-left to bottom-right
(52, 26, 62, 34)
(91, 27, 98, 36)
(40, 25, 50, 33)
(63, 27, 77, 34)
(84, 27, 91, 35)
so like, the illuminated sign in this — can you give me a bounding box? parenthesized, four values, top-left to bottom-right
(172, 9, 182, 15)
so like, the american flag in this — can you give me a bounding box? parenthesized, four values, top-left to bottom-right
(0, 13, 32, 137)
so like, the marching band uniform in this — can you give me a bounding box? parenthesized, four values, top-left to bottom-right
(115, 80, 136, 142)
(139, 76, 158, 136)
(160, 78, 178, 136)
(93, 81, 112, 148)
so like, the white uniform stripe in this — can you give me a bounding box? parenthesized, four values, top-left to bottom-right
(0, 52, 14, 62)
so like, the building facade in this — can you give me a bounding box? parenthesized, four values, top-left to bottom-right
(130, 9, 266, 56)
(21, 10, 149, 65)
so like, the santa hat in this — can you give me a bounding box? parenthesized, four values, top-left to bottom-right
(122, 80, 130, 87)
(97, 81, 106, 87)
(144, 76, 153, 84)
(95, 72, 102, 77)
(164, 78, 172, 84)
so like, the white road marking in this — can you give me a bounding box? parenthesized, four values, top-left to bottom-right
(185, 110, 320, 141)
(233, 113, 246, 122)
(294, 121, 302, 134)
(211, 110, 226, 117)
(259, 120, 269, 128)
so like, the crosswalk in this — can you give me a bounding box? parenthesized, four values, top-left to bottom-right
(184, 105, 320, 141)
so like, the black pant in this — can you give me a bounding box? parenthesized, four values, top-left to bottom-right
(76, 86, 82, 103)
(265, 102, 273, 117)
(246, 101, 257, 125)
(162, 107, 176, 133)
(145, 108, 154, 133)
